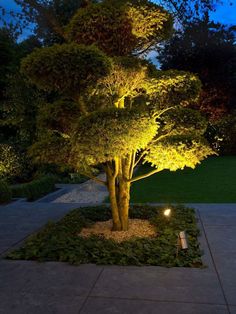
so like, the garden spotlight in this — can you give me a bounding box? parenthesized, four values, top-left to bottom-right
(164, 208, 171, 217)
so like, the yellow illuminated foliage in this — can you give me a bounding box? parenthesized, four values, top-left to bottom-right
(127, 1, 173, 52)
(0, 144, 21, 181)
(94, 62, 201, 111)
(144, 136, 215, 171)
(69, 108, 158, 168)
(65, 0, 172, 56)
(21, 43, 111, 95)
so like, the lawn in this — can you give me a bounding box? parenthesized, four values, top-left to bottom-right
(131, 156, 236, 203)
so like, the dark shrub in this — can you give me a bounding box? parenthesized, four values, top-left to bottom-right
(0, 180, 12, 204)
(11, 175, 57, 201)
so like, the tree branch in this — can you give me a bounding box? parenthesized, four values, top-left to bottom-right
(129, 168, 161, 183)
(134, 150, 148, 167)
(133, 41, 156, 57)
(79, 172, 107, 186)
(153, 106, 177, 119)
(113, 157, 119, 179)
(129, 151, 136, 179)
(150, 131, 174, 144)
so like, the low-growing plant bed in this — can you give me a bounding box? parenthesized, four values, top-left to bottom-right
(57, 173, 89, 184)
(6, 205, 203, 267)
(11, 175, 57, 201)
(0, 180, 12, 204)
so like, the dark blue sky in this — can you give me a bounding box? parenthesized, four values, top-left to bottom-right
(208, 1, 236, 24)
(0, 0, 235, 38)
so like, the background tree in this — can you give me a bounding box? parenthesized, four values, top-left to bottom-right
(0, 28, 42, 145)
(0, 0, 98, 44)
(157, 0, 233, 24)
(158, 13, 236, 120)
(0, 28, 19, 142)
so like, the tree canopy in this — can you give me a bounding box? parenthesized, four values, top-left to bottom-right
(21, 43, 111, 94)
(21, 0, 215, 231)
(65, 0, 173, 56)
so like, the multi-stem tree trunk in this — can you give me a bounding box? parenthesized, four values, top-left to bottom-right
(106, 154, 133, 231)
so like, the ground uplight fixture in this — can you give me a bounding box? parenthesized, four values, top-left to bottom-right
(163, 208, 171, 217)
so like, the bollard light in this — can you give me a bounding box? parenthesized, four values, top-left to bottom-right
(179, 231, 188, 250)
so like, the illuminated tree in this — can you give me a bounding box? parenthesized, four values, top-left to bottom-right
(65, 0, 173, 56)
(0, 144, 21, 181)
(22, 0, 214, 231)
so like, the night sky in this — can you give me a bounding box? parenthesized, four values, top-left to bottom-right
(0, 0, 235, 38)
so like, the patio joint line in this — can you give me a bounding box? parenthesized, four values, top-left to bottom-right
(197, 208, 231, 314)
(88, 294, 228, 307)
(78, 267, 105, 314)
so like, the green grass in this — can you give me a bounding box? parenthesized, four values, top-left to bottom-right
(6, 205, 202, 267)
(131, 156, 236, 203)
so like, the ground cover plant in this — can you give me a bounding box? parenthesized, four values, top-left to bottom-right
(131, 156, 236, 203)
(11, 175, 57, 201)
(7, 205, 202, 267)
(0, 180, 12, 204)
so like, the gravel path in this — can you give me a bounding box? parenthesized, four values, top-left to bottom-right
(53, 174, 109, 204)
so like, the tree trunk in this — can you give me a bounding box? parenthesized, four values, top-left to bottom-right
(118, 180, 131, 231)
(105, 155, 132, 231)
(107, 172, 122, 231)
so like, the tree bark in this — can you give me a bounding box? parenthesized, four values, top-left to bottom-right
(118, 179, 131, 231)
(106, 155, 132, 231)
(107, 169, 122, 231)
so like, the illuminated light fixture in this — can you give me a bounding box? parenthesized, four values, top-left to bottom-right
(179, 231, 188, 250)
(163, 208, 171, 217)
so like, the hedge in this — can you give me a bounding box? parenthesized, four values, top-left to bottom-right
(11, 176, 57, 201)
(0, 181, 12, 204)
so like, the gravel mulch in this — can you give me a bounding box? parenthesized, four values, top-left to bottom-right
(79, 219, 157, 242)
(53, 174, 108, 203)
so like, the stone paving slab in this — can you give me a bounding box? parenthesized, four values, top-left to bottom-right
(0, 201, 236, 314)
(213, 251, 236, 275)
(81, 297, 229, 314)
(195, 204, 236, 226)
(0, 293, 85, 314)
(0, 261, 103, 314)
(90, 266, 225, 305)
(17, 262, 103, 296)
(203, 225, 236, 253)
(0, 203, 79, 255)
(0, 260, 33, 293)
(230, 306, 236, 314)
(195, 205, 236, 308)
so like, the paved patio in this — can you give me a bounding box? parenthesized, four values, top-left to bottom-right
(0, 199, 236, 313)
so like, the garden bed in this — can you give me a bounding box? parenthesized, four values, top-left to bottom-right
(0, 180, 12, 204)
(6, 205, 203, 267)
(11, 175, 57, 201)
